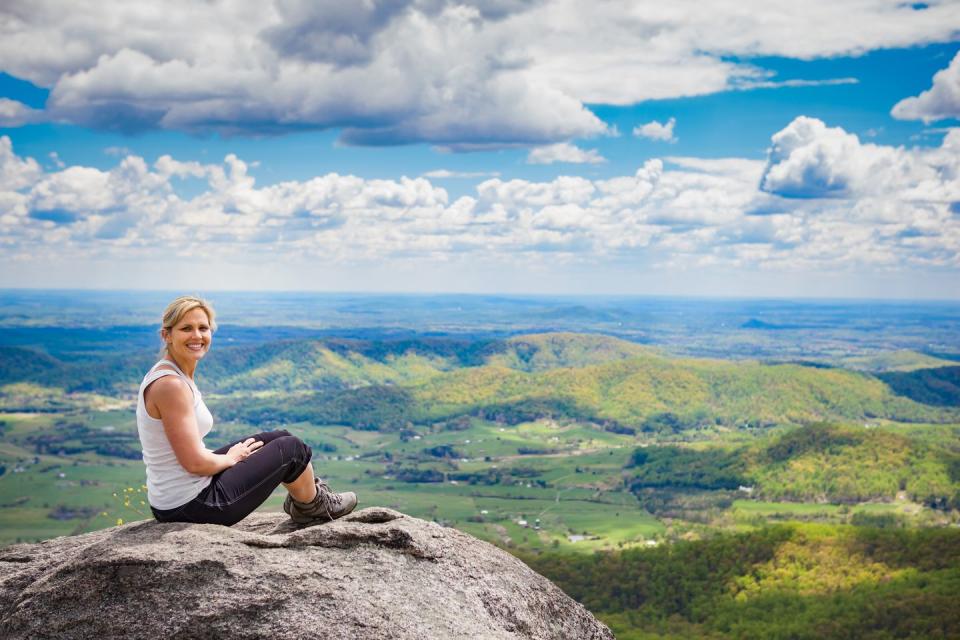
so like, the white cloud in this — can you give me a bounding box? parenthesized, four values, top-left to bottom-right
(1, 119, 958, 281)
(892, 50, 960, 124)
(0, 98, 44, 127)
(477, 175, 596, 207)
(0, 136, 43, 191)
(0, 2, 606, 146)
(734, 77, 858, 90)
(633, 117, 676, 142)
(0, 1, 955, 147)
(759, 116, 942, 199)
(527, 143, 606, 164)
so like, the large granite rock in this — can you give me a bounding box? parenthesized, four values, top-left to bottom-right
(0, 507, 613, 639)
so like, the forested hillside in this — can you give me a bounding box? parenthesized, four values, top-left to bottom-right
(3, 332, 956, 434)
(523, 524, 960, 639)
(204, 334, 956, 429)
(877, 366, 960, 407)
(627, 423, 960, 507)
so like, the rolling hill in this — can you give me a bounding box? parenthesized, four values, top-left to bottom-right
(3, 333, 957, 429)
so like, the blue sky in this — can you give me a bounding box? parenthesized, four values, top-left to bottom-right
(0, 1, 959, 298)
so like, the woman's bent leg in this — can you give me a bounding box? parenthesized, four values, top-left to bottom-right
(162, 434, 312, 526)
(213, 429, 316, 502)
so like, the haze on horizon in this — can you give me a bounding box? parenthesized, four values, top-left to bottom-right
(0, 1, 959, 299)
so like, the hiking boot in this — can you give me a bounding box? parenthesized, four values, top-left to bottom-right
(283, 478, 358, 524)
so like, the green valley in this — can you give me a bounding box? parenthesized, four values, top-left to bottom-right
(2, 317, 959, 639)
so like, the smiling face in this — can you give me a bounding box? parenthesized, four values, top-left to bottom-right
(162, 307, 213, 369)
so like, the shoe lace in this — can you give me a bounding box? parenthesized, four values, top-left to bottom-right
(315, 481, 343, 519)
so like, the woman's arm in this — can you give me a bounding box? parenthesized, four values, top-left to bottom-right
(146, 376, 262, 476)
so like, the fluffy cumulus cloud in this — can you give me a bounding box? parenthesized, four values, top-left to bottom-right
(761, 116, 960, 199)
(633, 118, 677, 142)
(893, 50, 960, 123)
(2, 117, 957, 275)
(753, 116, 960, 269)
(0, 1, 956, 146)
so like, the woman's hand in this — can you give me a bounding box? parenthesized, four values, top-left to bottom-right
(226, 437, 264, 465)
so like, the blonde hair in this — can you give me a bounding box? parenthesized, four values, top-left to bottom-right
(158, 295, 217, 357)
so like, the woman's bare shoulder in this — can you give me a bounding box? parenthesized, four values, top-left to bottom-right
(144, 371, 191, 403)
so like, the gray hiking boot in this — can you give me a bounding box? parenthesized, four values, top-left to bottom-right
(283, 478, 358, 524)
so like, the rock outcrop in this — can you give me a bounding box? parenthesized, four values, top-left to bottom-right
(0, 507, 613, 639)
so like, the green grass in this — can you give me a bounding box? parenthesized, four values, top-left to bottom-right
(733, 500, 843, 516)
(0, 450, 146, 544)
(0, 507, 88, 542)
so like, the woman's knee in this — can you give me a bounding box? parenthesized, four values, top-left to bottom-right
(276, 434, 312, 462)
(271, 434, 312, 483)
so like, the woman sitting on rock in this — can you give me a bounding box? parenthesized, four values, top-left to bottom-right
(137, 295, 357, 526)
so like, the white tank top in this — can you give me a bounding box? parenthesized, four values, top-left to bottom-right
(136, 359, 214, 510)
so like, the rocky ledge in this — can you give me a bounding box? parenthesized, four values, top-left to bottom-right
(0, 507, 613, 639)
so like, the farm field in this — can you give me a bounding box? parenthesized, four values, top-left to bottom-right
(2, 403, 956, 548)
(0, 410, 663, 549)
